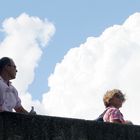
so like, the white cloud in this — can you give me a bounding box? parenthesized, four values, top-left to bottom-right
(0, 13, 55, 112)
(42, 12, 140, 125)
(1, 12, 140, 125)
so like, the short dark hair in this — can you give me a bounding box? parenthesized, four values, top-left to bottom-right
(0, 57, 11, 73)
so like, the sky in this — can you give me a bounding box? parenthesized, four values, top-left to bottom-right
(0, 0, 140, 125)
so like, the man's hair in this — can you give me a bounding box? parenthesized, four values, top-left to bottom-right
(103, 89, 125, 107)
(0, 57, 11, 73)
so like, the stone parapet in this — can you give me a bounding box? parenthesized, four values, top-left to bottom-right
(0, 111, 139, 140)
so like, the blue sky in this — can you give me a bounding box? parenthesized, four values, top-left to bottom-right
(1, 0, 140, 124)
(1, 0, 137, 100)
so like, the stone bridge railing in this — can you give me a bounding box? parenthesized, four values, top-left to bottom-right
(0, 111, 140, 140)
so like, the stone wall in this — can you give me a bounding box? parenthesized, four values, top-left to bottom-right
(0, 111, 140, 140)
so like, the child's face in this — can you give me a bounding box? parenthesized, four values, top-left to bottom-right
(110, 95, 124, 109)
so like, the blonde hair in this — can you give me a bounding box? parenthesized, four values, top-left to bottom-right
(103, 89, 125, 107)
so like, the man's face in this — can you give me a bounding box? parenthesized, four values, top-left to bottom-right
(7, 59, 17, 80)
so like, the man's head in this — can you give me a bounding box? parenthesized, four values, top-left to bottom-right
(0, 57, 17, 80)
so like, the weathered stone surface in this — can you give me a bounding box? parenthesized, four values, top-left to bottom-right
(0, 111, 140, 140)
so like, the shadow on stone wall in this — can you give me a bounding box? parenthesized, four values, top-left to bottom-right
(0, 111, 140, 140)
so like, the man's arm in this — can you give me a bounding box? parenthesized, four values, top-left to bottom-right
(15, 106, 28, 114)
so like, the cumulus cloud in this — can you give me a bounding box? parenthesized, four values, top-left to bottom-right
(42, 12, 140, 125)
(1, 12, 140, 125)
(0, 13, 55, 112)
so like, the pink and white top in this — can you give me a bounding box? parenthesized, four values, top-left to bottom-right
(103, 106, 125, 123)
(0, 76, 21, 112)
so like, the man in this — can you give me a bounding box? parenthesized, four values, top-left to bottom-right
(0, 57, 28, 113)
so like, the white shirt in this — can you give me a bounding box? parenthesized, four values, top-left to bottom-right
(0, 76, 21, 112)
